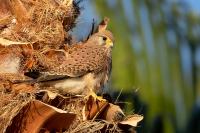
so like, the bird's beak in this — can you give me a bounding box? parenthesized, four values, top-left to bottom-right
(106, 39, 113, 48)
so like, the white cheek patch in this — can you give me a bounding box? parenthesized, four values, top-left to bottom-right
(98, 37, 104, 45)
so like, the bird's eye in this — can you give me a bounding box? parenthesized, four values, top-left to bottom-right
(103, 37, 107, 41)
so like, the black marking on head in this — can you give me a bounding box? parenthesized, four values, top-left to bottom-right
(103, 36, 107, 41)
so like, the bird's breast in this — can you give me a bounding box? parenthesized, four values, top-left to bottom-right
(39, 72, 106, 95)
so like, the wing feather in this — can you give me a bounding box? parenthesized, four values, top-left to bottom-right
(46, 45, 109, 78)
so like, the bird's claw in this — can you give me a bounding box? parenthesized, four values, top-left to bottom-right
(84, 91, 107, 102)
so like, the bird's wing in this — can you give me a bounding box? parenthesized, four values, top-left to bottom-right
(30, 45, 110, 82)
(49, 45, 108, 77)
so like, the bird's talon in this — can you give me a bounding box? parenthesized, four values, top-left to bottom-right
(84, 92, 107, 102)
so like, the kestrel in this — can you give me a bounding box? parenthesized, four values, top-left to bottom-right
(24, 19, 114, 101)
(28, 19, 114, 100)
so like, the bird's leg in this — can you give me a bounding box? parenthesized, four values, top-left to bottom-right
(83, 73, 106, 102)
(85, 90, 106, 102)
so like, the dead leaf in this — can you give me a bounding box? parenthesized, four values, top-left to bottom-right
(0, 38, 29, 46)
(0, 45, 34, 74)
(24, 58, 35, 70)
(11, 83, 36, 94)
(100, 103, 125, 122)
(0, 0, 11, 18)
(0, 73, 32, 83)
(35, 90, 79, 108)
(5, 100, 76, 133)
(9, 0, 30, 24)
(84, 96, 109, 120)
(0, 15, 13, 29)
(119, 114, 143, 127)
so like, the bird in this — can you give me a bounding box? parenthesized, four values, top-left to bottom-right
(27, 18, 114, 101)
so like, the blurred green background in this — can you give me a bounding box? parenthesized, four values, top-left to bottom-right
(73, 0, 200, 132)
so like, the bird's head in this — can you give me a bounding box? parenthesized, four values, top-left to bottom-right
(87, 30, 114, 48)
